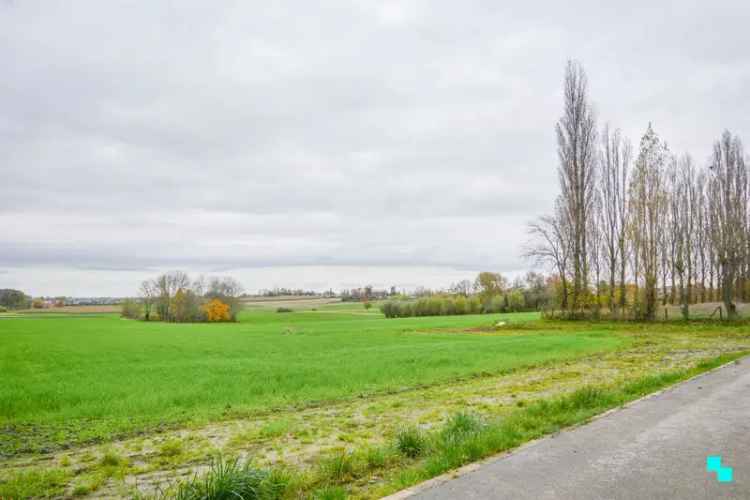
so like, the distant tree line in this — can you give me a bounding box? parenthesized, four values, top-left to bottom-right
(380, 272, 548, 318)
(258, 288, 323, 297)
(121, 271, 243, 322)
(340, 286, 398, 302)
(526, 60, 749, 320)
(0, 289, 31, 311)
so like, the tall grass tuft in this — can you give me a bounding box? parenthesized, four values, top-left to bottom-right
(100, 449, 123, 467)
(313, 485, 348, 499)
(396, 427, 428, 458)
(362, 446, 389, 470)
(440, 412, 484, 444)
(319, 450, 355, 483)
(171, 457, 268, 500)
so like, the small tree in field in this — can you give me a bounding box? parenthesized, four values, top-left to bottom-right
(203, 298, 231, 322)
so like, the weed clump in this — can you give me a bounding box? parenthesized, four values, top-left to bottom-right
(100, 449, 123, 466)
(313, 485, 347, 499)
(171, 457, 268, 500)
(320, 450, 354, 483)
(362, 446, 389, 470)
(396, 427, 427, 458)
(159, 439, 183, 457)
(440, 412, 484, 446)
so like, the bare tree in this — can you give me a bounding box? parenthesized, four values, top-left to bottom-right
(139, 280, 156, 321)
(629, 124, 669, 320)
(598, 126, 631, 317)
(694, 171, 709, 303)
(556, 60, 598, 314)
(708, 131, 747, 319)
(617, 141, 632, 315)
(707, 205, 719, 302)
(450, 280, 473, 297)
(154, 271, 191, 322)
(629, 212, 641, 317)
(525, 197, 572, 311)
(681, 155, 699, 317)
(589, 192, 603, 314)
(524, 63, 750, 323)
(681, 156, 698, 308)
(665, 159, 680, 306)
(670, 154, 697, 319)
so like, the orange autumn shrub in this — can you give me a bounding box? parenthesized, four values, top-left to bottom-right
(203, 298, 231, 322)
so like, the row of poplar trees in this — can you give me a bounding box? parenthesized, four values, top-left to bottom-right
(527, 61, 748, 320)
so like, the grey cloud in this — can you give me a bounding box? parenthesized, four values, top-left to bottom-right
(2, 1, 749, 294)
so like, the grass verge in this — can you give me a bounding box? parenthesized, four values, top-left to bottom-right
(149, 351, 747, 499)
(379, 352, 747, 497)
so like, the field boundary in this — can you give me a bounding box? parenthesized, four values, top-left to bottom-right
(383, 353, 749, 500)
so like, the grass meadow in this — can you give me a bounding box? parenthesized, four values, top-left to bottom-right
(0, 304, 619, 456)
(2, 302, 750, 498)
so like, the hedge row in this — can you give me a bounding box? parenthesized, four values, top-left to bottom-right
(380, 292, 527, 318)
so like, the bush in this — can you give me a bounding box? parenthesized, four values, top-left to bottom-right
(441, 298, 456, 316)
(379, 301, 394, 318)
(0, 306, 7, 313)
(401, 302, 414, 317)
(468, 296, 481, 314)
(173, 289, 205, 322)
(507, 290, 526, 312)
(396, 427, 427, 458)
(380, 293, 535, 319)
(203, 298, 231, 322)
(380, 295, 485, 319)
(487, 295, 506, 313)
(120, 299, 142, 320)
(454, 296, 467, 315)
(276, 307, 293, 313)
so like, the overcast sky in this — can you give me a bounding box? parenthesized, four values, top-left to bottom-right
(2, 1, 749, 296)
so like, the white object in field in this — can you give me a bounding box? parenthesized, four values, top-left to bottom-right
(496, 321, 506, 327)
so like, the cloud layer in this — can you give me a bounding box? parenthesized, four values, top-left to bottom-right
(2, 1, 749, 295)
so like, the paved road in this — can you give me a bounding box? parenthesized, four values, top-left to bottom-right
(408, 357, 750, 500)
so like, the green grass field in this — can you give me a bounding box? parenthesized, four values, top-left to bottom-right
(0, 305, 622, 456)
(4, 304, 750, 498)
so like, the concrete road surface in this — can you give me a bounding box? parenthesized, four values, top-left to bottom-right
(407, 357, 750, 500)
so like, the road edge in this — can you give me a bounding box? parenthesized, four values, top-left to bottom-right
(382, 353, 748, 500)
